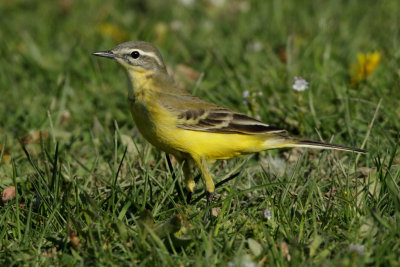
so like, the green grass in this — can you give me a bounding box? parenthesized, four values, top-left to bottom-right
(1, 0, 399, 265)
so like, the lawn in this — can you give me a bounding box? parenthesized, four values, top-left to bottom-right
(1, 0, 399, 266)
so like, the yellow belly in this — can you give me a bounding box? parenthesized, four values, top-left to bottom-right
(170, 130, 266, 160)
(129, 101, 266, 161)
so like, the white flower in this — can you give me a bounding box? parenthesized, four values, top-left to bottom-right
(263, 210, 271, 220)
(242, 90, 250, 99)
(348, 244, 364, 255)
(292, 76, 309, 91)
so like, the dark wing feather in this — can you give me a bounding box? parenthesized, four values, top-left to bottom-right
(176, 108, 286, 135)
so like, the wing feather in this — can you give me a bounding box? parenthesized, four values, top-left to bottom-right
(176, 108, 286, 135)
(155, 88, 286, 135)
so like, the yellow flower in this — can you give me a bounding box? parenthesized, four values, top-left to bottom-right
(97, 23, 128, 44)
(350, 51, 381, 87)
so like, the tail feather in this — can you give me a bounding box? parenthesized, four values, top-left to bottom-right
(291, 139, 367, 154)
(263, 136, 367, 153)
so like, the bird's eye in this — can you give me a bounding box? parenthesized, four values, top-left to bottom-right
(131, 51, 140, 59)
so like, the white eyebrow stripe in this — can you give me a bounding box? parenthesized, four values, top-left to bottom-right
(133, 49, 163, 66)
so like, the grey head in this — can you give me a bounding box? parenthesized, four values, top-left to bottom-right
(93, 41, 166, 73)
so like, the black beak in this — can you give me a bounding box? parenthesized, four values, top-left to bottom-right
(92, 50, 116, 59)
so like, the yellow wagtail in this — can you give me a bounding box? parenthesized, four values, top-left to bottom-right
(93, 41, 366, 217)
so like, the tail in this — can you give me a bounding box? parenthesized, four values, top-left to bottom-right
(264, 137, 367, 154)
(292, 139, 367, 153)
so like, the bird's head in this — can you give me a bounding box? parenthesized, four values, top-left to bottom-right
(93, 41, 167, 74)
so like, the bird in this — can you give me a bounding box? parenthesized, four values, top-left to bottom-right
(93, 41, 366, 220)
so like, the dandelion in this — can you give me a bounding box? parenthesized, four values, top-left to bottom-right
(292, 76, 308, 92)
(263, 209, 271, 220)
(350, 51, 381, 87)
(348, 244, 364, 255)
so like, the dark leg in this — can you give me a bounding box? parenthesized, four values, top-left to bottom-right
(186, 190, 193, 204)
(202, 191, 215, 223)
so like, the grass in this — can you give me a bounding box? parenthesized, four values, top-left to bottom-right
(1, 0, 399, 265)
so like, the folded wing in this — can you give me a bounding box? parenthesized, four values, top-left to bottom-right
(156, 87, 286, 135)
(176, 108, 286, 135)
